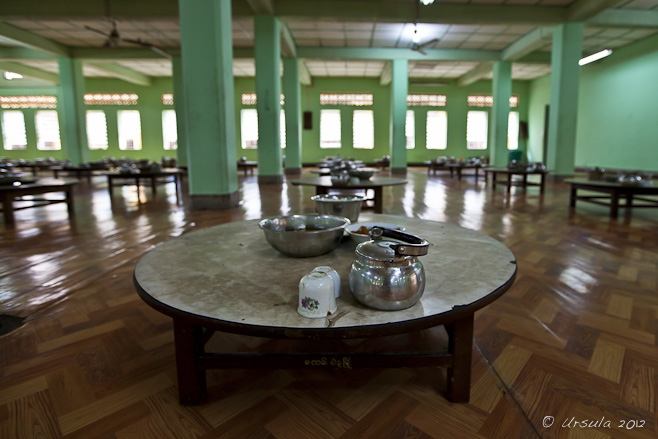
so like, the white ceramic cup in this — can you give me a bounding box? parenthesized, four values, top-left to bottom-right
(298, 271, 336, 318)
(313, 266, 341, 298)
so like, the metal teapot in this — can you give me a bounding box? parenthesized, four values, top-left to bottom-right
(348, 227, 430, 311)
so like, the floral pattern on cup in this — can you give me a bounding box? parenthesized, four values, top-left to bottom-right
(301, 297, 319, 311)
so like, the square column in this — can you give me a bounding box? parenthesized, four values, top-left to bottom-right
(57, 58, 89, 165)
(283, 58, 302, 175)
(547, 23, 583, 177)
(255, 15, 283, 184)
(390, 59, 408, 174)
(489, 61, 512, 167)
(172, 56, 188, 168)
(178, 0, 238, 209)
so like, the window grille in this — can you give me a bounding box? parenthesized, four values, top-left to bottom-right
(0, 95, 56, 109)
(320, 93, 373, 107)
(241, 93, 285, 106)
(407, 94, 446, 107)
(467, 94, 518, 108)
(162, 93, 174, 105)
(85, 93, 138, 105)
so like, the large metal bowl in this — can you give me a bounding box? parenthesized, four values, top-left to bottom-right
(311, 194, 365, 222)
(258, 215, 350, 258)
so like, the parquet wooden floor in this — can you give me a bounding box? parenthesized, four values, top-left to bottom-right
(1, 168, 656, 438)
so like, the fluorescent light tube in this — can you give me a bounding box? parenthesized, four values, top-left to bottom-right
(579, 49, 612, 66)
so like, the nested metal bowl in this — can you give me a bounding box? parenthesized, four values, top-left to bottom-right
(311, 194, 365, 222)
(258, 215, 350, 258)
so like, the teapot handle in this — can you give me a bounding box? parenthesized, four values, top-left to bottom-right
(370, 227, 429, 257)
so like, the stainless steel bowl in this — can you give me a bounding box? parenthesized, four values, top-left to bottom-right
(311, 194, 365, 222)
(258, 215, 350, 258)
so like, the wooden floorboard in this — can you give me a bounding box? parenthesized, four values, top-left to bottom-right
(1, 169, 657, 438)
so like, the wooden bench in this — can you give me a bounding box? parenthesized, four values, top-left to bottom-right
(565, 178, 658, 219)
(0, 179, 78, 225)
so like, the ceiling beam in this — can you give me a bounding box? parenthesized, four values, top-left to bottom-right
(457, 61, 494, 87)
(0, 61, 59, 84)
(274, 1, 567, 24)
(380, 61, 392, 86)
(0, 22, 70, 57)
(297, 47, 501, 62)
(281, 23, 297, 58)
(567, 0, 626, 22)
(299, 59, 311, 85)
(247, 0, 274, 15)
(70, 47, 179, 59)
(588, 9, 658, 28)
(502, 27, 553, 61)
(85, 61, 152, 86)
(0, 47, 56, 60)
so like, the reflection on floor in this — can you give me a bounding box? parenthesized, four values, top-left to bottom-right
(1, 169, 656, 438)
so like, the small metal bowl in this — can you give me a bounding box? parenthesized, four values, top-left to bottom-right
(258, 215, 350, 258)
(312, 194, 365, 222)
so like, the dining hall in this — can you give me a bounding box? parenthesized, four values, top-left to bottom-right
(1, 1, 657, 438)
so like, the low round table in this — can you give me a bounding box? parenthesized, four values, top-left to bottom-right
(290, 175, 407, 213)
(133, 214, 517, 405)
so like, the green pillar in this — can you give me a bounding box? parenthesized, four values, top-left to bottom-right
(547, 23, 583, 177)
(178, 0, 238, 209)
(172, 56, 187, 168)
(283, 57, 302, 175)
(489, 61, 512, 167)
(390, 59, 408, 174)
(57, 58, 88, 164)
(254, 15, 282, 184)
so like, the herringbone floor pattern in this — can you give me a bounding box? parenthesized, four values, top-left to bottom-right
(1, 168, 656, 438)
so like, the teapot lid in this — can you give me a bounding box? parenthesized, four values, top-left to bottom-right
(355, 239, 400, 262)
(355, 227, 429, 262)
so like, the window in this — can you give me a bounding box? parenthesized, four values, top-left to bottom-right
(35, 110, 61, 150)
(280, 109, 286, 149)
(508, 111, 519, 150)
(320, 109, 341, 149)
(117, 110, 142, 150)
(467, 111, 488, 150)
(426, 111, 447, 150)
(353, 110, 374, 149)
(241, 109, 258, 149)
(162, 110, 177, 150)
(405, 110, 415, 149)
(1, 111, 27, 150)
(86, 110, 108, 150)
(320, 93, 373, 106)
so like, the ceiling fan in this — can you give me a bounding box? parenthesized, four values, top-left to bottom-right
(410, 0, 438, 55)
(85, 20, 171, 58)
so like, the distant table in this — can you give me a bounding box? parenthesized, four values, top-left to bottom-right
(237, 161, 257, 177)
(16, 163, 59, 177)
(565, 178, 658, 219)
(484, 167, 548, 194)
(447, 163, 486, 181)
(106, 169, 185, 204)
(426, 161, 448, 176)
(133, 214, 517, 405)
(0, 178, 78, 225)
(290, 175, 407, 213)
(51, 166, 94, 183)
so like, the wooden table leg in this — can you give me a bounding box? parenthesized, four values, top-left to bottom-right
(65, 186, 75, 218)
(446, 313, 474, 403)
(1, 193, 15, 225)
(175, 174, 182, 204)
(569, 186, 577, 209)
(373, 187, 383, 213)
(506, 173, 512, 194)
(173, 319, 207, 405)
(107, 176, 114, 200)
(151, 176, 158, 197)
(610, 191, 619, 219)
(540, 173, 546, 194)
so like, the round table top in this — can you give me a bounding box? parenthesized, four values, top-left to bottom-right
(290, 175, 407, 189)
(134, 214, 516, 338)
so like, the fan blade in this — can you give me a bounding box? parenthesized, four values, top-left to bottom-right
(411, 45, 428, 55)
(418, 38, 438, 49)
(122, 37, 171, 58)
(85, 25, 109, 37)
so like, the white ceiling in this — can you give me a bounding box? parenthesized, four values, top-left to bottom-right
(0, 0, 657, 84)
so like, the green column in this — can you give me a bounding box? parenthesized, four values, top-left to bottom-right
(283, 57, 302, 175)
(57, 58, 88, 164)
(178, 0, 238, 209)
(172, 56, 187, 168)
(254, 15, 282, 184)
(489, 61, 512, 167)
(390, 59, 408, 174)
(547, 23, 583, 177)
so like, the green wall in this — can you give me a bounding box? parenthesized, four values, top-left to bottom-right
(2, 71, 531, 165)
(528, 33, 658, 171)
